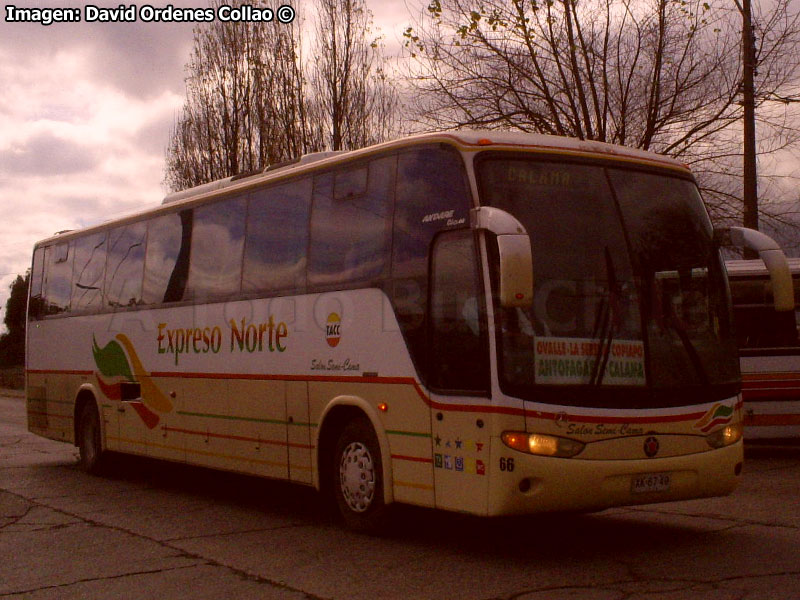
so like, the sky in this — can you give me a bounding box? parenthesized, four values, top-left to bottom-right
(0, 0, 414, 329)
(1, 1, 798, 333)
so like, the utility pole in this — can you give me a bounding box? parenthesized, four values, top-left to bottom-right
(736, 0, 759, 234)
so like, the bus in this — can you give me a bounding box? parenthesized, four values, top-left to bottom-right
(26, 131, 790, 531)
(726, 258, 800, 439)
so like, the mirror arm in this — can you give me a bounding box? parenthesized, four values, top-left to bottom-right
(470, 207, 528, 235)
(717, 226, 794, 312)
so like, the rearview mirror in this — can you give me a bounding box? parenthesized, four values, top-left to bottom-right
(471, 207, 533, 308)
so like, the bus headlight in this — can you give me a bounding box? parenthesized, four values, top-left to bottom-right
(705, 422, 743, 449)
(501, 431, 585, 458)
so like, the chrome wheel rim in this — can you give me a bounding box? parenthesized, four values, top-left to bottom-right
(339, 441, 376, 513)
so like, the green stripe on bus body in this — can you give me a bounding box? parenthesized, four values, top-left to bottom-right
(177, 410, 312, 428)
(386, 429, 432, 438)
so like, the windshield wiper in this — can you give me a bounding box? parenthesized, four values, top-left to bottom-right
(590, 248, 617, 386)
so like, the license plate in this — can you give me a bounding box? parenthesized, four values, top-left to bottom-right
(631, 472, 671, 494)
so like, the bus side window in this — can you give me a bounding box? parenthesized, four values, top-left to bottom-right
(308, 156, 395, 288)
(105, 221, 146, 308)
(28, 247, 45, 320)
(72, 231, 107, 313)
(143, 210, 191, 304)
(44, 242, 73, 315)
(185, 196, 246, 301)
(391, 146, 472, 382)
(243, 177, 312, 294)
(429, 230, 489, 393)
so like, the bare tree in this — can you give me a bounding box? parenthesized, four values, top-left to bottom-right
(404, 0, 800, 231)
(310, 0, 399, 151)
(165, 0, 314, 192)
(166, 0, 401, 191)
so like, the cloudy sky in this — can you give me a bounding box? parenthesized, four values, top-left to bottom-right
(2, 1, 797, 333)
(0, 0, 414, 329)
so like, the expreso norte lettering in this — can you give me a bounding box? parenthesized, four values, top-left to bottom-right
(158, 317, 288, 365)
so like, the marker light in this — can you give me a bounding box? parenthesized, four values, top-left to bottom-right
(378, 403, 389, 413)
(501, 431, 585, 458)
(706, 422, 743, 449)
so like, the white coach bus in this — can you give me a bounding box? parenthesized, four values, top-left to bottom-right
(726, 258, 800, 439)
(26, 131, 791, 531)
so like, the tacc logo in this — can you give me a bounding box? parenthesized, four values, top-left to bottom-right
(325, 313, 341, 347)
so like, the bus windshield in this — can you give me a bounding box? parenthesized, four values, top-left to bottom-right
(477, 156, 739, 409)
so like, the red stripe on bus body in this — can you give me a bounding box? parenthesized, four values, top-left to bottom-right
(744, 413, 800, 426)
(146, 371, 527, 416)
(149, 371, 417, 385)
(743, 389, 800, 401)
(391, 454, 433, 464)
(161, 425, 314, 450)
(25, 369, 93, 376)
(147, 369, 482, 414)
(27, 368, 738, 427)
(742, 379, 800, 389)
(149, 371, 716, 424)
(742, 372, 800, 381)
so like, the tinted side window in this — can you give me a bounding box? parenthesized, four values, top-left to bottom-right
(730, 277, 800, 349)
(44, 242, 72, 315)
(308, 156, 395, 288)
(143, 210, 191, 304)
(390, 146, 471, 379)
(243, 177, 311, 294)
(733, 305, 799, 349)
(105, 221, 146, 308)
(29, 247, 45, 320)
(429, 231, 488, 393)
(393, 147, 471, 279)
(185, 197, 246, 300)
(72, 232, 107, 313)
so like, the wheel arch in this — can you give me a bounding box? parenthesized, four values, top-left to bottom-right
(314, 396, 394, 506)
(73, 384, 104, 449)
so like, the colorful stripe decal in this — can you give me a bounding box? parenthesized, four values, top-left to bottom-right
(694, 403, 735, 433)
(27, 368, 736, 425)
(145, 371, 728, 424)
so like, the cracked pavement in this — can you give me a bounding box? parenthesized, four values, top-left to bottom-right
(2, 393, 799, 600)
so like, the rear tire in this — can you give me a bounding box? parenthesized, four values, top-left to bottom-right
(78, 402, 107, 475)
(332, 418, 389, 533)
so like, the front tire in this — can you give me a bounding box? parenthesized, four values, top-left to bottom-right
(78, 401, 107, 474)
(332, 418, 389, 533)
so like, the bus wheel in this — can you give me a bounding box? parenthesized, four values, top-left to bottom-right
(78, 402, 106, 474)
(333, 418, 388, 533)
